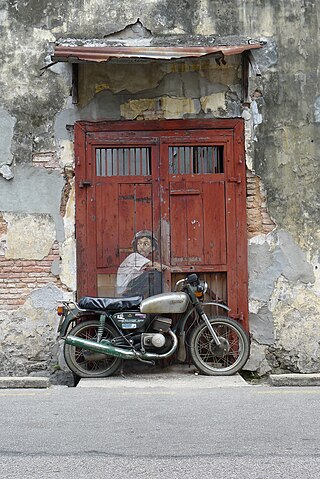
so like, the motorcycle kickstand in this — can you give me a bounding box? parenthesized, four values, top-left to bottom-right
(120, 360, 125, 378)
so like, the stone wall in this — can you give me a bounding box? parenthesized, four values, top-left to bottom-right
(0, 0, 319, 378)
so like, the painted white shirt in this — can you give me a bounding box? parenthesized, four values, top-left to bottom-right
(116, 253, 150, 294)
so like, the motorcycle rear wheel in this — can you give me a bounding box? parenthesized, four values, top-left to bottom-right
(189, 316, 250, 376)
(64, 320, 122, 378)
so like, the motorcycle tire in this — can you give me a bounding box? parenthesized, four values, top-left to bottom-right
(64, 320, 122, 378)
(189, 316, 250, 376)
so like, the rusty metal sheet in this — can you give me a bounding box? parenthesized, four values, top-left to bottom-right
(52, 42, 263, 63)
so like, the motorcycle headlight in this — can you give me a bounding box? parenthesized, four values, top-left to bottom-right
(195, 281, 208, 298)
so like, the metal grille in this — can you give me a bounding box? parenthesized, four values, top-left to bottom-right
(96, 148, 152, 176)
(169, 146, 224, 175)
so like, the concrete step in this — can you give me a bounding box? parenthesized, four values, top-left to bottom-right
(270, 373, 320, 387)
(0, 377, 50, 389)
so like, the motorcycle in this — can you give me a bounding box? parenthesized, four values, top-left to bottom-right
(57, 274, 250, 378)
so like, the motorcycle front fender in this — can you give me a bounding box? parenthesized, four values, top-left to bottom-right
(201, 302, 230, 312)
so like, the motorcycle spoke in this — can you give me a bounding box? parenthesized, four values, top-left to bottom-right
(195, 322, 244, 370)
(64, 321, 122, 377)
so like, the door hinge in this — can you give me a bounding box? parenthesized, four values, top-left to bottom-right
(79, 180, 92, 188)
(227, 176, 241, 184)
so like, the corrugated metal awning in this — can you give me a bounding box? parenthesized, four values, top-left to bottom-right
(52, 41, 263, 63)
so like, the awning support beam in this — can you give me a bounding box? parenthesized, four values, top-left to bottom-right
(72, 64, 79, 104)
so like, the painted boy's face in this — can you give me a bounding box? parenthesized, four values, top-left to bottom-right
(137, 237, 152, 257)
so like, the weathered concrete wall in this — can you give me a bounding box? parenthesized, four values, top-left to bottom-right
(0, 0, 319, 378)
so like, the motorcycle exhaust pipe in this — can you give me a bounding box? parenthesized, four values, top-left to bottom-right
(64, 330, 178, 360)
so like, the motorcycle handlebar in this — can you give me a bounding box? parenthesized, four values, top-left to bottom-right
(173, 274, 200, 291)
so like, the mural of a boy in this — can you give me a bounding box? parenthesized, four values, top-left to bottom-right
(116, 230, 168, 297)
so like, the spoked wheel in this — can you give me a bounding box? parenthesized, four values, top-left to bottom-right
(64, 320, 122, 378)
(189, 316, 250, 376)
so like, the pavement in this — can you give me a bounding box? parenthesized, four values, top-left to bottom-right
(1, 367, 320, 388)
(77, 364, 248, 388)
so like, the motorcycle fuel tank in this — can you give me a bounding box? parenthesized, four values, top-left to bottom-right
(140, 292, 189, 314)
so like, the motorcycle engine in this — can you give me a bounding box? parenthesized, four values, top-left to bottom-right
(142, 333, 166, 349)
(151, 316, 172, 333)
(141, 316, 172, 350)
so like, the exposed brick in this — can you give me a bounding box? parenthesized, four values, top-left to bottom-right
(0, 243, 64, 311)
(28, 272, 51, 277)
(5, 299, 25, 305)
(0, 261, 14, 267)
(246, 170, 276, 238)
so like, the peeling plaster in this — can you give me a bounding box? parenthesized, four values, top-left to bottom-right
(120, 98, 158, 120)
(3, 212, 56, 260)
(161, 96, 201, 118)
(60, 180, 76, 290)
(250, 38, 278, 73)
(0, 108, 16, 179)
(309, 253, 320, 297)
(200, 92, 226, 114)
(120, 96, 202, 120)
(59, 237, 76, 290)
(0, 164, 65, 242)
(314, 95, 320, 123)
(270, 276, 320, 372)
(248, 229, 318, 373)
(29, 284, 62, 310)
(0, 284, 63, 375)
(249, 230, 314, 304)
(251, 100, 263, 141)
(249, 305, 274, 345)
(243, 341, 272, 375)
(58, 139, 74, 168)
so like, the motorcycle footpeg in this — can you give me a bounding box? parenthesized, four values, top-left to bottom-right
(136, 357, 155, 366)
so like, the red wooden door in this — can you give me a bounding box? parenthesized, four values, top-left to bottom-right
(75, 120, 248, 330)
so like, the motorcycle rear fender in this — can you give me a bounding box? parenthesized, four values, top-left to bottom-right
(58, 309, 98, 337)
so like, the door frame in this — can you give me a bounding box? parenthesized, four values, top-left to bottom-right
(74, 119, 248, 330)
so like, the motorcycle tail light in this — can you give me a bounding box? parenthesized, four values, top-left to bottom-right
(57, 305, 65, 316)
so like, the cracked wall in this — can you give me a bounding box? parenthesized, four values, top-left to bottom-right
(0, 0, 320, 378)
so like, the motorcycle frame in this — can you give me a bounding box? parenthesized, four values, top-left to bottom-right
(171, 283, 230, 346)
(58, 283, 230, 348)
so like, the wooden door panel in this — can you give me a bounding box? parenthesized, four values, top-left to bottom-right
(118, 183, 153, 264)
(169, 181, 204, 265)
(96, 182, 118, 268)
(203, 181, 226, 265)
(169, 180, 226, 266)
(96, 183, 153, 269)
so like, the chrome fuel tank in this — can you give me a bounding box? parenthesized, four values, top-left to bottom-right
(140, 292, 189, 314)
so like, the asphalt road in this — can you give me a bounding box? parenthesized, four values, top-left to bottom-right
(1, 384, 320, 478)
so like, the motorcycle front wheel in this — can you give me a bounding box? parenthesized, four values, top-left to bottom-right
(189, 316, 250, 376)
(64, 320, 122, 378)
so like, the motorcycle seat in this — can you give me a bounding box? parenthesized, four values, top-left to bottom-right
(78, 296, 143, 312)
